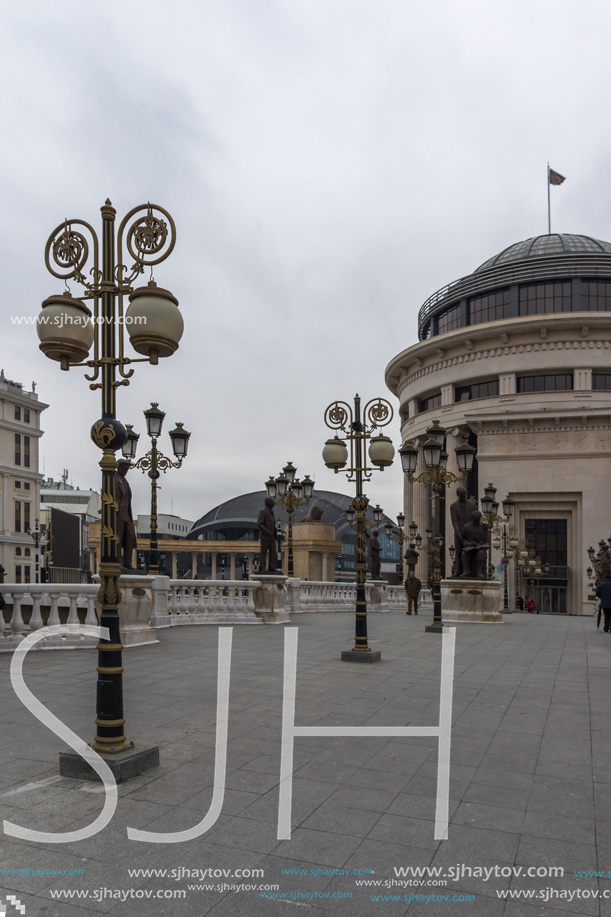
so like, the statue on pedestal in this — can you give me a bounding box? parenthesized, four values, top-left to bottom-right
(450, 485, 478, 577)
(404, 543, 420, 572)
(369, 530, 381, 579)
(258, 497, 279, 573)
(459, 511, 489, 579)
(116, 459, 137, 571)
(301, 506, 323, 523)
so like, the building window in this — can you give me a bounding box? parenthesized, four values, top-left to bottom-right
(24, 502, 30, 532)
(15, 565, 21, 584)
(519, 281, 571, 316)
(24, 408, 30, 424)
(24, 566, 31, 583)
(24, 436, 30, 468)
(25, 548, 30, 557)
(418, 392, 442, 413)
(14, 406, 21, 421)
(455, 379, 500, 402)
(15, 434, 21, 465)
(15, 501, 21, 532)
(525, 519, 567, 566)
(580, 280, 611, 311)
(592, 373, 611, 390)
(24, 481, 30, 490)
(469, 288, 511, 325)
(437, 304, 462, 334)
(15, 481, 21, 489)
(15, 547, 21, 556)
(517, 374, 573, 393)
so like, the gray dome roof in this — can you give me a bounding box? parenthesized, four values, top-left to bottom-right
(475, 234, 611, 272)
(189, 489, 394, 541)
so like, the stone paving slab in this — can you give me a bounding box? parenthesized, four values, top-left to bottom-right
(0, 611, 609, 916)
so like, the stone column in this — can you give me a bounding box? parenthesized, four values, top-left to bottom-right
(211, 552, 217, 579)
(229, 553, 236, 580)
(171, 552, 178, 579)
(191, 551, 199, 578)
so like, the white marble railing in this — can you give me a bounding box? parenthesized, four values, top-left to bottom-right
(151, 580, 262, 627)
(0, 579, 436, 651)
(0, 584, 99, 651)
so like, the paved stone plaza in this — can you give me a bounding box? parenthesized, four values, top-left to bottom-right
(1, 610, 610, 916)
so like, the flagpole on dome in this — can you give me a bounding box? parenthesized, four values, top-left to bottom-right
(547, 162, 551, 234)
(547, 165, 566, 235)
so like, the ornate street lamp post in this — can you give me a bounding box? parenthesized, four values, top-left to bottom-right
(27, 518, 47, 584)
(122, 404, 190, 574)
(37, 201, 182, 762)
(399, 422, 475, 632)
(480, 484, 516, 613)
(323, 394, 394, 662)
(265, 463, 314, 576)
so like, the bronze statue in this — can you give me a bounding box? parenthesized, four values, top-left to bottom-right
(301, 506, 324, 523)
(116, 459, 137, 571)
(404, 543, 419, 572)
(450, 485, 478, 577)
(258, 497, 279, 573)
(459, 510, 489, 579)
(369, 530, 381, 579)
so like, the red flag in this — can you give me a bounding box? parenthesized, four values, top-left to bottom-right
(549, 168, 566, 185)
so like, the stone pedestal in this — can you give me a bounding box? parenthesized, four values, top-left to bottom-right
(252, 574, 290, 624)
(284, 522, 341, 582)
(94, 574, 163, 646)
(441, 578, 504, 624)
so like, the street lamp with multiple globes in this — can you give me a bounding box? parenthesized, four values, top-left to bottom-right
(399, 422, 475, 632)
(265, 463, 314, 577)
(122, 404, 191, 574)
(479, 483, 516, 613)
(322, 394, 395, 662)
(37, 200, 182, 765)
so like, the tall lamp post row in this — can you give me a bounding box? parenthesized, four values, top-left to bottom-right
(122, 403, 191, 574)
(323, 393, 395, 662)
(398, 421, 475, 632)
(37, 199, 182, 762)
(479, 483, 515, 613)
(265, 463, 314, 577)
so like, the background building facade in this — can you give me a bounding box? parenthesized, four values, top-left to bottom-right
(0, 372, 47, 583)
(386, 234, 611, 614)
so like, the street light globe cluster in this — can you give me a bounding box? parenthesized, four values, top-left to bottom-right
(36, 199, 183, 765)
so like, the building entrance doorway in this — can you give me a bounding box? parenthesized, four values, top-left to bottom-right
(534, 584, 567, 615)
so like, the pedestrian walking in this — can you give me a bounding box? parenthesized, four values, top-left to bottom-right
(596, 573, 611, 632)
(404, 570, 422, 615)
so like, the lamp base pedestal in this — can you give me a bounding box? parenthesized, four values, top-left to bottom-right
(341, 649, 381, 663)
(59, 746, 159, 783)
(425, 624, 444, 633)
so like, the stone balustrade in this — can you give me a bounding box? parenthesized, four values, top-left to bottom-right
(151, 580, 262, 627)
(0, 579, 435, 651)
(0, 584, 99, 651)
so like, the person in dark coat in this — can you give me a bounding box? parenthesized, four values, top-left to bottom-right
(596, 573, 611, 632)
(404, 570, 422, 614)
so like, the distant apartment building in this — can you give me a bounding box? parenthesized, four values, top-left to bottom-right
(41, 477, 101, 581)
(0, 372, 48, 583)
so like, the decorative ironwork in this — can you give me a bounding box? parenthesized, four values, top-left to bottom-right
(365, 398, 393, 429)
(324, 401, 351, 433)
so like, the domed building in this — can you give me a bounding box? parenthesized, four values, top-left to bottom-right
(385, 233, 611, 615)
(189, 489, 402, 581)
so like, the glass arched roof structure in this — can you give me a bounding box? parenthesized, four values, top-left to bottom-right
(418, 233, 611, 340)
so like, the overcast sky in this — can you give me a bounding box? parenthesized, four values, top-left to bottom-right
(1, 0, 610, 525)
